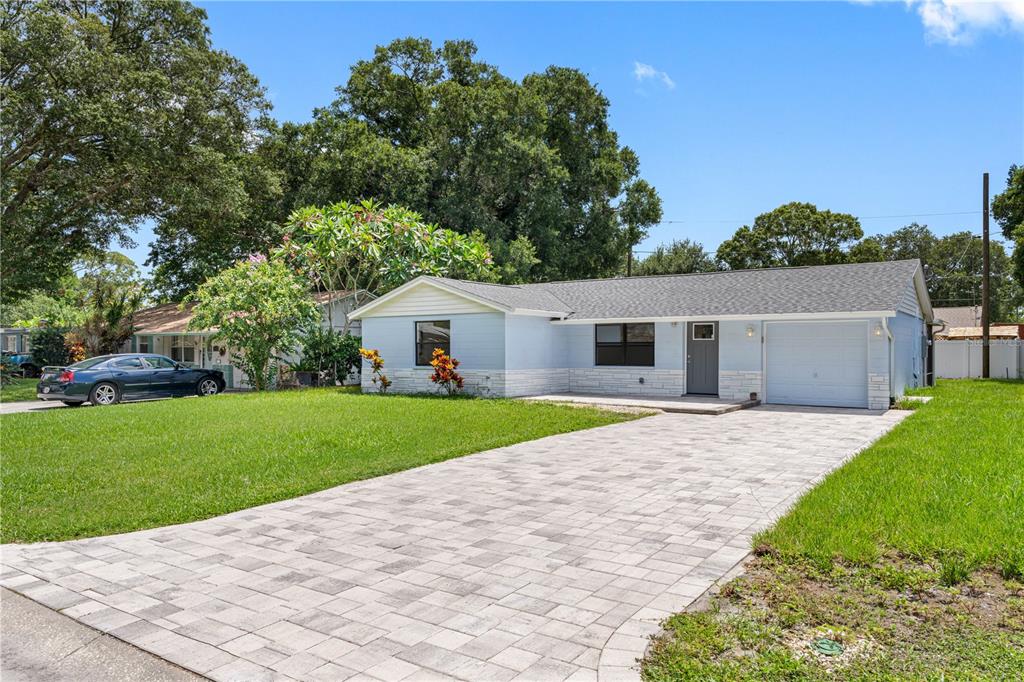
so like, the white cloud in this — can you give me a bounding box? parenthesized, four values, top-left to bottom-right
(633, 61, 675, 90)
(904, 0, 1024, 44)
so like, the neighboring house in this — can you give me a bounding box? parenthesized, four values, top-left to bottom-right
(0, 327, 32, 355)
(939, 325, 1023, 340)
(932, 305, 1023, 340)
(350, 260, 933, 410)
(123, 291, 368, 388)
(932, 305, 981, 335)
(0, 327, 36, 374)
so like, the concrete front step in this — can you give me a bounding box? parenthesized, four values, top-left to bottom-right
(523, 393, 761, 415)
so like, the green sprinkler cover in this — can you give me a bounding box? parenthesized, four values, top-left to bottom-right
(811, 638, 844, 656)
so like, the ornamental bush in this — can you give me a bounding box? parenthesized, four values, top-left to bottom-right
(429, 348, 464, 396)
(296, 328, 362, 384)
(359, 348, 392, 394)
(28, 326, 69, 367)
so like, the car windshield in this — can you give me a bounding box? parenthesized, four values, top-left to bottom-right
(69, 357, 110, 370)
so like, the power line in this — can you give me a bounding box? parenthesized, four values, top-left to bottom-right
(653, 210, 982, 225)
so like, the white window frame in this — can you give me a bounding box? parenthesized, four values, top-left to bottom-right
(692, 323, 715, 341)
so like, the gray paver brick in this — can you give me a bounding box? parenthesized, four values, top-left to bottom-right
(1, 408, 903, 681)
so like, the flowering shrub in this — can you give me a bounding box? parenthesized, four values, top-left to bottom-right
(64, 333, 86, 363)
(187, 257, 319, 391)
(359, 348, 392, 394)
(429, 348, 464, 396)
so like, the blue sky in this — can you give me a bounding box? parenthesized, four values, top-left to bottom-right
(126, 1, 1023, 269)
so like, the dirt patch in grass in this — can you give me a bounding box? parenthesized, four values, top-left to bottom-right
(643, 381, 1024, 680)
(642, 554, 1024, 681)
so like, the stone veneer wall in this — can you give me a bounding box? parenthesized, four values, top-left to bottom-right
(868, 372, 890, 410)
(362, 368, 507, 397)
(718, 370, 762, 401)
(363, 367, 686, 398)
(503, 369, 570, 397)
(568, 368, 685, 397)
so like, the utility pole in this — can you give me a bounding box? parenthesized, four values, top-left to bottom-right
(982, 172, 991, 379)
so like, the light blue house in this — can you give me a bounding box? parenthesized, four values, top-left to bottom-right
(350, 260, 933, 410)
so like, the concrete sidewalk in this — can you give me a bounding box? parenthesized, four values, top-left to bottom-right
(1, 588, 203, 682)
(0, 400, 68, 415)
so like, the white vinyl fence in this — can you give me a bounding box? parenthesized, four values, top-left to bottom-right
(934, 339, 1023, 379)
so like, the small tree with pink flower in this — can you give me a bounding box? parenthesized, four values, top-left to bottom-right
(187, 255, 319, 390)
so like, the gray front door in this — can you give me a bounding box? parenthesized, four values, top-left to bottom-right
(687, 322, 719, 395)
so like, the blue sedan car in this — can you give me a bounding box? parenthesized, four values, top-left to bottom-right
(37, 354, 225, 406)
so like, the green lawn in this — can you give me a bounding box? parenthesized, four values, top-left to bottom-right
(760, 379, 1023, 567)
(1, 388, 637, 543)
(643, 380, 1024, 681)
(0, 377, 38, 403)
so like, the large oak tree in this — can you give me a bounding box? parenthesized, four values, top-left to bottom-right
(1, 0, 269, 300)
(149, 38, 662, 294)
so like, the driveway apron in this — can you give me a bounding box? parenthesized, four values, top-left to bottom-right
(1, 407, 905, 681)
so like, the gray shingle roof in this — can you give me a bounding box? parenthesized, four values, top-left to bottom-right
(435, 260, 922, 320)
(431, 278, 571, 313)
(932, 305, 981, 328)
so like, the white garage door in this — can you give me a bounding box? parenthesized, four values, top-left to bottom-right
(766, 321, 869, 408)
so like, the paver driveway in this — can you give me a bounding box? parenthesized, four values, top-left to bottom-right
(1, 406, 905, 682)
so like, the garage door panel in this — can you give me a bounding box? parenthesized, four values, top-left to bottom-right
(766, 322, 869, 408)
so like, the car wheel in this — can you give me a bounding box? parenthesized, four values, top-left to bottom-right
(89, 382, 120, 406)
(61, 401, 84, 407)
(197, 378, 220, 397)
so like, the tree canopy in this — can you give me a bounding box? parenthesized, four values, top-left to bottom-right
(849, 224, 1021, 320)
(992, 164, 1024, 291)
(715, 202, 863, 270)
(278, 200, 494, 331)
(1, 0, 269, 301)
(706, 203, 1022, 319)
(147, 37, 661, 296)
(634, 239, 718, 276)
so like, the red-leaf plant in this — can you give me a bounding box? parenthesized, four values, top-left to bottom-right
(429, 348, 464, 396)
(358, 348, 392, 394)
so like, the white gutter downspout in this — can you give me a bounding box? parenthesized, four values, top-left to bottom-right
(881, 317, 894, 401)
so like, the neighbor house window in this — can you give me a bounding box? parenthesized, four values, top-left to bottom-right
(138, 337, 150, 353)
(416, 320, 450, 366)
(595, 323, 655, 366)
(170, 342, 195, 364)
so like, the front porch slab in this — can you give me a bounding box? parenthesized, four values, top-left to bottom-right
(522, 393, 760, 415)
